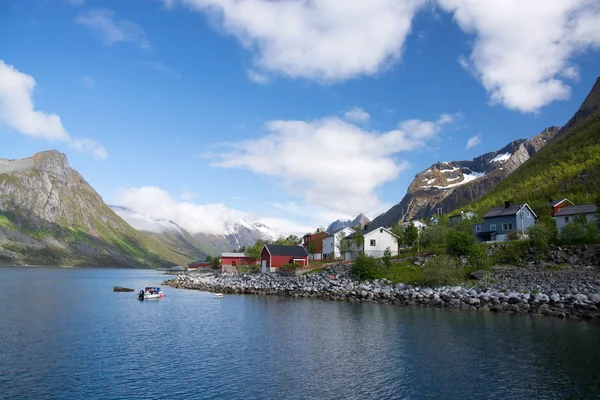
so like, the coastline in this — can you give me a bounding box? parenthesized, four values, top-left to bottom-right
(164, 264, 600, 321)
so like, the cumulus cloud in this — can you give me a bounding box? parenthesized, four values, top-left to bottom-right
(0, 60, 107, 159)
(465, 133, 481, 149)
(115, 186, 314, 236)
(169, 0, 427, 82)
(116, 186, 247, 234)
(344, 107, 370, 123)
(76, 9, 151, 51)
(209, 112, 455, 216)
(438, 0, 600, 112)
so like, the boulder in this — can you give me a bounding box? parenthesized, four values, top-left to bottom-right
(113, 286, 135, 292)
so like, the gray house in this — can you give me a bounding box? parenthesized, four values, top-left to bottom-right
(473, 202, 536, 242)
(553, 204, 598, 230)
(449, 211, 476, 225)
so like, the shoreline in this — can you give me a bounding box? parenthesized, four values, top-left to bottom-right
(164, 264, 600, 321)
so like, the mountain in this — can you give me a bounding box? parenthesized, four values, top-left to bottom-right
(191, 219, 280, 254)
(111, 205, 280, 256)
(327, 213, 370, 233)
(110, 205, 209, 260)
(0, 150, 196, 267)
(469, 76, 600, 214)
(366, 127, 559, 231)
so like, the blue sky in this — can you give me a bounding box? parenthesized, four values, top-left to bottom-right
(1, 0, 599, 235)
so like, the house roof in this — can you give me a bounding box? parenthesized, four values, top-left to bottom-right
(344, 226, 400, 240)
(264, 244, 308, 257)
(483, 204, 536, 218)
(326, 227, 355, 237)
(548, 198, 573, 207)
(221, 252, 247, 258)
(554, 204, 598, 217)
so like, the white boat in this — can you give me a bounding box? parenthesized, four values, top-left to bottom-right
(138, 287, 165, 300)
(214, 293, 224, 299)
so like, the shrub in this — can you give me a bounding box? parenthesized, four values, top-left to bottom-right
(419, 257, 463, 287)
(382, 247, 392, 268)
(466, 244, 491, 271)
(560, 221, 588, 244)
(420, 225, 448, 247)
(351, 254, 380, 281)
(528, 220, 557, 249)
(447, 230, 475, 257)
(493, 244, 521, 265)
(506, 230, 521, 241)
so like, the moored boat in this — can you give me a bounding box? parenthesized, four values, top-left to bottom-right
(214, 293, 224, 299)
(138, 287, 164, 300)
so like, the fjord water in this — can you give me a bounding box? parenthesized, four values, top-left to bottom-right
(1, 268, 599, 400)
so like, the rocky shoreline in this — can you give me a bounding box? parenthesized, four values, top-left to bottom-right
(164, 263, 600, 321)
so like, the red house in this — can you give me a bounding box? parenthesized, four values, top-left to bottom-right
(187, 261, 210, 270)
(302, 229, 328, 260)
(548, 198, 575, 216)
(221, 252, 256, 273)
(261, 244, 309, 273)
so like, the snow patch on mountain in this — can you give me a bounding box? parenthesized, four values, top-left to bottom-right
(490, 152, 511, 163)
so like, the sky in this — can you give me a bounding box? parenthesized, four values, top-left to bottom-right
(1, 0, 600, 236)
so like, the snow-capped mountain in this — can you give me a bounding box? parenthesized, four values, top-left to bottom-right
(366, 127, 559, 230)
(110, 205, 280, 256)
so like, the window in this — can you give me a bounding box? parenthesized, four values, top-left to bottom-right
(489, 224, 496, 231)
(526, 211, 531, 218)
(370, 239, 376, 246)
(502, 223, 513, 231)
(475, 225, 481, 232)
(565, 216, 569, 223)
(231, 260, 237, 267)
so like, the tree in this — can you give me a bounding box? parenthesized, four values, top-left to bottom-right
(205, 255, 213, 264)
(420, 224, 448, 247)
(273, 235, 302, 246)
(391, 222, 404, 244)
(352, 230, 365, 251)
(245, 239, 264, 261)
(337, 236, 350, 260)
(403, 223, 419, 247)
(209, 256, 220, 268)
(308, 241, 317, 255)
(447, 230, 475, 257)
(382, 247, 392, 268)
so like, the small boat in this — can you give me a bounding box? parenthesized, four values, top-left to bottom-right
(214, 293, 224, 299)
(138, 287, 165, 300)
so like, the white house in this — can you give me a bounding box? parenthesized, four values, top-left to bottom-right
(343, 227, 400, 260)
(553, 204, 598, 230)
(322, 227, 355, 259)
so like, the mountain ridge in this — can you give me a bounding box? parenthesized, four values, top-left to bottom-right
(0, 151, 202, 267)
(326, 213, 370, 233)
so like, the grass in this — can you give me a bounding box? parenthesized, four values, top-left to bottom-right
(0, 214, 17, 231)
(375, 262, 422, 284)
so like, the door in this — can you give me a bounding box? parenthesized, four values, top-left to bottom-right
(261, 259, 267, 273)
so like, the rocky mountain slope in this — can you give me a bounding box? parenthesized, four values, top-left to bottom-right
(326, 213, 370, 233)
(367, 127, 558, 230)
(0, 151, 200, 267)
(110, 205, 209, 260)
(470, 76, 600, 213)
(111, 205, 279, 256)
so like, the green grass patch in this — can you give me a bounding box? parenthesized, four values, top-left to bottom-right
(0, 214, 17, 231)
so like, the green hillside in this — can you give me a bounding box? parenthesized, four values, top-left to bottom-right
(468, 77, 600, 215)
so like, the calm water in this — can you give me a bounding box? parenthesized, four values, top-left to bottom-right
(1, 268, 600, 399)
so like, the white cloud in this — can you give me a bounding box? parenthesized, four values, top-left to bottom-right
(170, 0, 427, 82)
(115, 186, 311, 236)
(0, 60, 107, 159)
(116, 186, 249, 235)
(465, 133, 481, 149)
(209, 112, 455, 216)
(82, 75, 94, 87)
(438, 0, 600, 112)
(246, 69, 269, 84)
(75, 9, 151, 51)
(344, 107, 370, 123)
